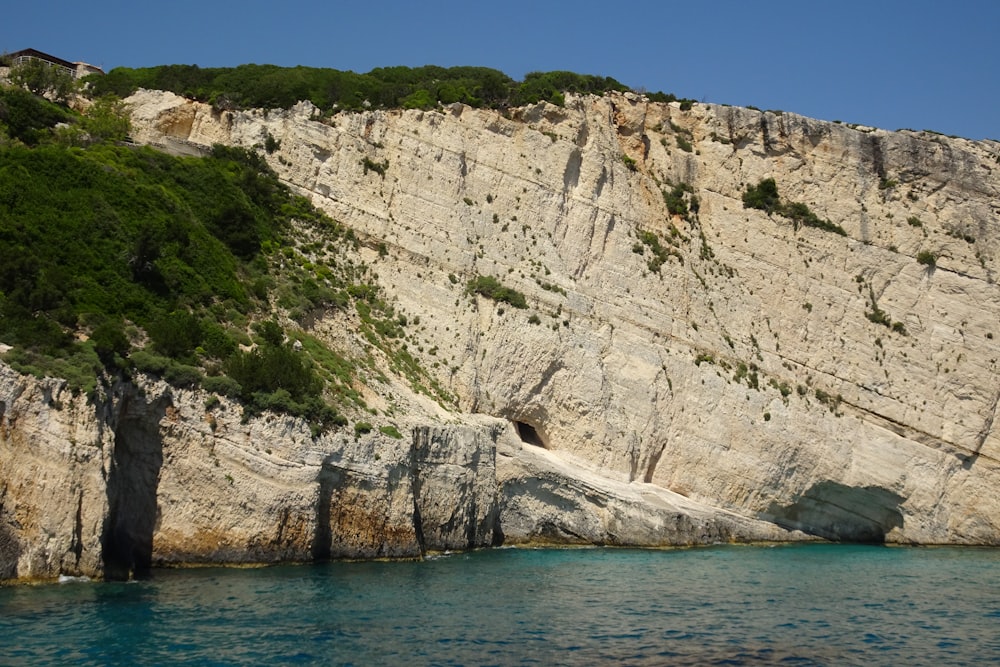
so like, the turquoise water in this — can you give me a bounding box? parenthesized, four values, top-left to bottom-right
(2, 544, 999, 665)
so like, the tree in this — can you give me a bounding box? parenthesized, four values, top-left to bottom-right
(9, 59, 76, 103)
(82, 95, 132, 142)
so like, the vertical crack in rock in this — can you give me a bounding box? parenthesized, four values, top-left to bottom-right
(866, 134, 887, 181)
(101, 391, 168, 580)
(409, 434, 427, 556)
(760, 116, 772, 153)
(71, 490, 84, 567)
(0, 494, 19, 580)
(312, 456, 336, 561)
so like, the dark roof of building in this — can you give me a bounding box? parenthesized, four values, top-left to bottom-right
(8, 48, 77, 70)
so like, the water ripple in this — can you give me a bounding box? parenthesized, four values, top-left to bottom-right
(0, 544, 998, 665)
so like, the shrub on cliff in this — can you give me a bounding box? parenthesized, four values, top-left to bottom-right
(467, 275, 528, 309)
(743, 178, 846, 236)
(742, 178, 781, 213)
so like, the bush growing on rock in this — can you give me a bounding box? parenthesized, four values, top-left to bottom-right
(742, 178, 781, 213)
(743, 178, 846, 235)
(467, 275, 528, 309)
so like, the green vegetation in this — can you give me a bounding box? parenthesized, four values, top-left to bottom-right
(8, 59, 76, 103)
(362, 157, 388, 176)
(695, 353, 715, 366)
(916, 250, 937, 267)
(742, 178, 846, 235)
(663, 183, 701, 218)
(668, 121, 694, 153)
(663, 183, 691, 217)
(0, 86, 75, 144)
(814, 388, 843, 412)
(733, 361, 759, 389)
(379, 424, 404, 439)
(864, 285, 907, 335)
(742, 178, 781, 213)
(0, 81, 449, 433)
(634, 230, 681, 273)
(85, 64, 651, 113)
(467, 275, 528, 309)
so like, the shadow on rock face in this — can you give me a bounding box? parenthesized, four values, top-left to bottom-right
(763, 480, 906, 543)
(0, 515, 19, 581)
(101, 393, 169, 581)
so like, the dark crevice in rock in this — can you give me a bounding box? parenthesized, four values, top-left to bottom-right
(411, 499, 427, 555)
(491, 509, 505, 547)
(866, 134, 887, 180)
(71, 490, 84, 567)
(409, 434, 427, 556)
(760, 116, 773, 153)
(312, 457, 336, 561)
(0, 500, 19, 581)
(101, 391, 168, 581)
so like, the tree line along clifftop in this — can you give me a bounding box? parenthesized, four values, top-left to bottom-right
(85, 63, 690, 112)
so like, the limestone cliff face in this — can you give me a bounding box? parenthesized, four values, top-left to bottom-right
(128, 88, 1000, 543)
(0, 364, 507, 580)
(0, 363, 794, 582)
(4, 88, 1000, 579)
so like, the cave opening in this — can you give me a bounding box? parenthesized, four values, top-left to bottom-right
(515, 421, 546, 448)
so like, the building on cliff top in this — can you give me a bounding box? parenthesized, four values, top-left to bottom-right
(5, 48, 104, 79)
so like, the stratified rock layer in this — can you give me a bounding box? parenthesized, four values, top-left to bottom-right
(4, 89, 1000, 580)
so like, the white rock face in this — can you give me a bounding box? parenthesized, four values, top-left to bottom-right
(4, 89, 1000, 580)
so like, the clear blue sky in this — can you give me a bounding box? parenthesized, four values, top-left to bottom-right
(4, 0, 997, 139)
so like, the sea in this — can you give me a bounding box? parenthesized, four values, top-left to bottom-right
(1, 544, 998, 666)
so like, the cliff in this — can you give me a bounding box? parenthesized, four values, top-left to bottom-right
(4, 88, 1000, 580)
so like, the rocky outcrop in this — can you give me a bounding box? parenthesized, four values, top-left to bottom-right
(5, 88, 1000, 579)
(0, 364, 799, 582)
(496, 434, 801, 546)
